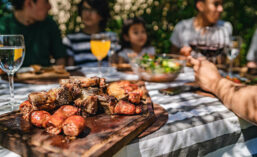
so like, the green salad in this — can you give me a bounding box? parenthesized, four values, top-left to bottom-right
(138, 54, 182, 74)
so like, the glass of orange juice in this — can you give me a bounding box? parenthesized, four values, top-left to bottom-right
(90, 33, 111, 77)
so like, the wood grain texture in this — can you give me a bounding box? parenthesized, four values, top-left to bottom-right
(0, 99, 156, 157)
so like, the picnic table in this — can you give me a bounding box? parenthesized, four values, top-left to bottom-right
(0, 67, 257, 157)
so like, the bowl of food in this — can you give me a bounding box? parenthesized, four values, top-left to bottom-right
(130, 54, 185, 82)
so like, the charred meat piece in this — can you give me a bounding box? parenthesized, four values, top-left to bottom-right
(28, 92, 57, 111)
(74, 93, 98, 115)
(60, 80, 82, 99)
(80, 77, 100, 88)
(47, 105, 78, 128)
(30, 111, 51, 128)
(62, 115, 86, 136)
(56, 87, 73, 105)
(19, 100, 36, 121)
(98, 95, 117, 114)
(99, 78, 106, 88)
(114, 100, 141, 115)
(29, 92, 48, 106)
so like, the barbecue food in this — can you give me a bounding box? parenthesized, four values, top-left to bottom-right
(30, 111, 51, 128)
(19, 77, 149, 137)
(19, 100, 34, 121)
(114, 100, 142, 115)
(62, 115, 86, 136)
(47, 105, 79, 128)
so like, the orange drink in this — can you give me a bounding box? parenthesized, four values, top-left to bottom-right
(90, 40, 111, 61)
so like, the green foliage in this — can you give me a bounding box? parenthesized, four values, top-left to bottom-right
(1, 0, 256, 65)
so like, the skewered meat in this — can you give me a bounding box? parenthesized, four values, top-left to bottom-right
(19, 100, 35, 121)
(47, 105, 78, 128)
(62, 115, 86, 136)
(114, 100, 141, 115)
(97, 95, 117, 114)
(30, 111, 51, 128)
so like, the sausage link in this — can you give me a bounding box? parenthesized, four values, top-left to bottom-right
(62, 115, 86, 136)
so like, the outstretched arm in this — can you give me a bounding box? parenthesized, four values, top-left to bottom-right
(188, 56, 257, 125)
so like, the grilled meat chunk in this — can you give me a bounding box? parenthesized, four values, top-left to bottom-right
(98, 95, 117, 114)
(74, 89, 98, 115)
(30, 111, 51, 128)
(62, 115, 86, 136)
(114, 100, 141, 115)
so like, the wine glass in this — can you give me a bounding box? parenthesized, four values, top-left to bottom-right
(0, 35, 25, 111)
(226, 36, 242, 77)
(90, 33, 111, 77)
(196, 26, 226, 62)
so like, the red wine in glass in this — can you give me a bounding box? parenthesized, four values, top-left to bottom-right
(197, 44, 224, 58)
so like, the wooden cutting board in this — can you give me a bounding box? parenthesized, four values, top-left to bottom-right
(0, 97, 156, 157)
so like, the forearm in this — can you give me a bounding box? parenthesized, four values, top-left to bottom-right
(214, 78, 257, 124)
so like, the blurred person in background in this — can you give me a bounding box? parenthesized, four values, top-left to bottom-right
(246, 28, 257, 68)
(63, 0, 118, 67)
(188, 56, 257, 125)
(0, 0, 67, 66)
(170, 0, 232, 57)
(118, 17, 155, 63)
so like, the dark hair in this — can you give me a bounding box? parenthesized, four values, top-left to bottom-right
(78, 0, 110, 31)
(120, 17, 150, 49)
(11, 0, 37, 10)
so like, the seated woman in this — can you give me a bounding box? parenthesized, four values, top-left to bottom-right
(246, 28, 257, 68)
(170, 0, 232, 58)
(63, 0, 118, 67)
(117, 17, 155, 63)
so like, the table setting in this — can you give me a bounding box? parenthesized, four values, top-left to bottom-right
(1, 32, 257, 157)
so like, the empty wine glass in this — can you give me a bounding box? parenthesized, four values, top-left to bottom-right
(196, 26, 226, 62)
(90, 33, 111, 77)
(227, 36, 242, 77)
(0, 35, 25, 111)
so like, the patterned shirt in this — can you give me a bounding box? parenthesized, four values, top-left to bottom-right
(63, 31, 118, 67)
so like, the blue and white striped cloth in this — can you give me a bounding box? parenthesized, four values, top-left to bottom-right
(0, 67, 257, 157)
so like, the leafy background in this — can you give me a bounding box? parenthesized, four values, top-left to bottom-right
(1, 0, 257, 65)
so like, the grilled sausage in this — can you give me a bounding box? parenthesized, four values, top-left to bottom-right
(47, 105, 78, 128)
(62, 115, 86, 136)
(19, 100, 35, 121)
(30, 111, 51, 128)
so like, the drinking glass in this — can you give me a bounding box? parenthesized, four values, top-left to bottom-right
(196, 26, 226, 62)
(226, 36, 242, 77)
(0, 35, 25, 111)
(90, 33, 111, 77)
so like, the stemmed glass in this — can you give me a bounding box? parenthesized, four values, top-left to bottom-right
(0, 35, 25, 111)
(226, 36, 242, 77)
(196, 26, 226, 62)
(90, 33, 111, 77)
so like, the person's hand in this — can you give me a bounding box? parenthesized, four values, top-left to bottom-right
(180, 46, 192, 56)
(187, 56, 222, 93)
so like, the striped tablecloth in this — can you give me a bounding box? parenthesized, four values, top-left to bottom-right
(1, 67, 257, 157)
